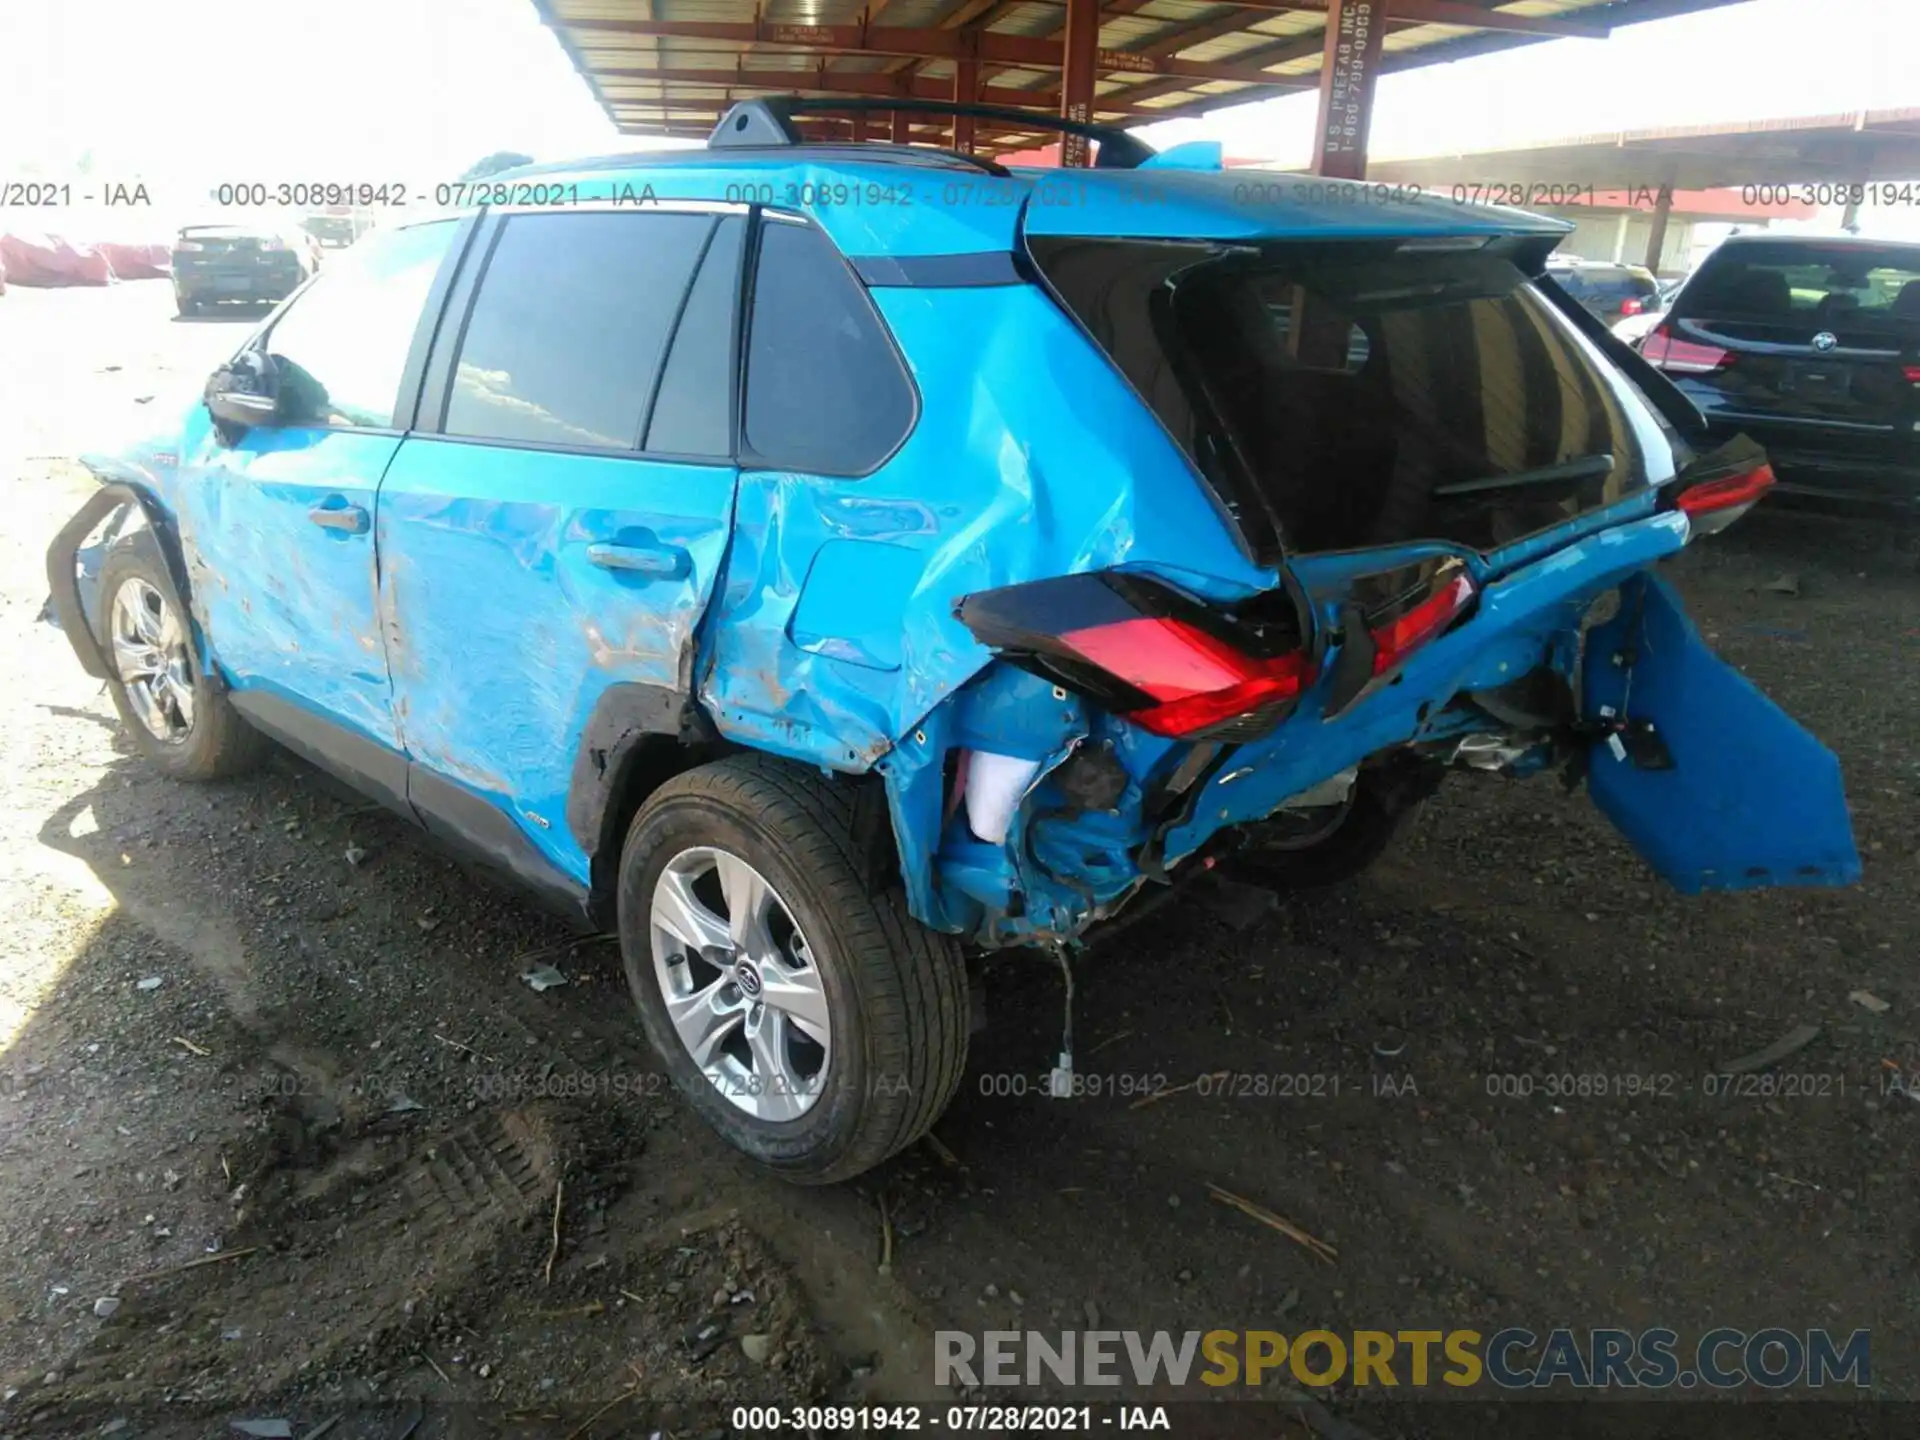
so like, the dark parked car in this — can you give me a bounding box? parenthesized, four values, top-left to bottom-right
(170, 223, 314, 316)
(1548, 258, 1665, 324)
(1640, 234, 1920, 512)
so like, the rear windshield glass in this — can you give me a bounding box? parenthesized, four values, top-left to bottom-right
(1032, 238, 1679, 556)
(1556, 267, 1659, 302)
(1678, 241, 1920, 330)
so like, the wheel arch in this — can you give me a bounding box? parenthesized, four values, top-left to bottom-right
(571, 686, 902, 929)
(46, 479, 196, 682)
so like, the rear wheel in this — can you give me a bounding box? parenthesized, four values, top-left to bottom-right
(98, 540, 267, 780)
(1223, 759, 1439, 891)
(618, 755, 968, 1184)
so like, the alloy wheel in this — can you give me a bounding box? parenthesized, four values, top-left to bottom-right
(649, 846, 830, 1121)
(109, 577, 196, 744)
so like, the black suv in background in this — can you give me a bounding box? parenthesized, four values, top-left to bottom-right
(170, 224, 315, 316)
(1548, 258, 1665, 323)
(1641, 234, 1920, 512)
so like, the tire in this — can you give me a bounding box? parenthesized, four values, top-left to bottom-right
(1222, 758, 1440, 892)
(97, 539, 268, 781)
(175, 294, 199, 317)
(618, 754, 968, 1184)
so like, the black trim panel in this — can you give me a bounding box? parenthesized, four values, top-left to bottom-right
(397, 211, 486, 432)
(565, 681, 715, 857)
(46, 483, 181, 680)
(852, 252, 1026, 288)
(226, 690, 413, 818)
(410, 767, 592, 922)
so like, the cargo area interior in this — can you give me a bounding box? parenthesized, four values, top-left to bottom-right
(1033, 238, 1675, 559)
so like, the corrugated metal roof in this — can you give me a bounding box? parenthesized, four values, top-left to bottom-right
(534, 0, 1755, 153)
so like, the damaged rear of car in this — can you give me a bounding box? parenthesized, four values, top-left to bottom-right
(921, 175, 1858, 949)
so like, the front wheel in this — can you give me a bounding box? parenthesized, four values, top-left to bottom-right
(618, 755, 968, 1184)
(98, 540, 267, 780)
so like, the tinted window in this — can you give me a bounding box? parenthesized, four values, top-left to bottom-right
(644, 216, 744, 458)
(1679, 241, 1920, 329)
(264, 221, 455, 429)
(743, 218, 914, 475)
(445, 211, 713, 449)
(1032, 238, 1677, 556)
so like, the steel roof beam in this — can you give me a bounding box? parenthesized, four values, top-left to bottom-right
(596, 63, 1158, 113)
(573, 18, 1316, 86)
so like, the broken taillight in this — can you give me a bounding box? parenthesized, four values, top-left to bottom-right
(1659, 437, 1776, 536)
(956, 573, 1313, 740)
(1640, 324, 1734, 374)
(1321, 558, 1478, 717)
(1670, 462, 1777, 535)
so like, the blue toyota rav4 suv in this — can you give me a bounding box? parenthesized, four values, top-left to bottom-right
(48, 100, 1859, 1183)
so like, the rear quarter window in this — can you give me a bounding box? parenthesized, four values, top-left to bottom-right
(741, 217, 916, 477)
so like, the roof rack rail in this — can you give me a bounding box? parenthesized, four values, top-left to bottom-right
(709, 97, 1156, 170)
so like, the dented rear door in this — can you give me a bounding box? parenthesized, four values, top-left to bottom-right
(376, 207, 745, 884)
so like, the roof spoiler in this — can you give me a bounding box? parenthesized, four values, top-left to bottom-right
(708, 97, 1157, 170)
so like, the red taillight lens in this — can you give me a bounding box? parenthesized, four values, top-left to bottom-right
(1641, 325, 1733, 374)
(1061, 616, 1312, 737)
(1903, 364, 1920, 383)
(1369, 572, 1477, 676)
(1621, 297, 1645, 317)
(955, 573, 1314, 741)
(1675, 462, 1776, 517)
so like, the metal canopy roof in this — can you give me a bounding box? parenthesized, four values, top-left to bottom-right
(533, 0, 1755, 156)
(1366, 108, 1920, 189)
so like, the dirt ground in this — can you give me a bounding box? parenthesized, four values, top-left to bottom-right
(0, 281, 1915, 1438)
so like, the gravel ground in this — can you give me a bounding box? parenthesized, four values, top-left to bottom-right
(0, 281, 1914, 1437)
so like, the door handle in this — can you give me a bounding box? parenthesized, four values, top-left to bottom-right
(308, 502, 370, 535)
(587, 541, 687, 579)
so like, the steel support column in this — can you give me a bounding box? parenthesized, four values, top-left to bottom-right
(1643, 181, 1674, 273)
(892, 108, 913, 143)
(1059, 0, 1099, 167)
(953, 55, 979, 152)
(1310, 0, 1385, 179)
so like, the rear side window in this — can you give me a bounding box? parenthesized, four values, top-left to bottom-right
(444, 210, 714, 450)
(644, 216, 745, 459)
(263, 220, 455, 429)
(743, 218, 915, 476)
(1678, 241, 1920, 329)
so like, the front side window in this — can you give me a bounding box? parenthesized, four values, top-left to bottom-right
(742, 218, 915, 476)
(444, 210, 714, 450)
(264, 221, 456, 429)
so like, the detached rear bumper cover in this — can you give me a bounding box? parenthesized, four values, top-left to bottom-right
(1582, 572, 1860, 892)
(913, 509, 1860, 945)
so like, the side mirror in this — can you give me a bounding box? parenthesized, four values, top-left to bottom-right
(205, 349, 280, 433)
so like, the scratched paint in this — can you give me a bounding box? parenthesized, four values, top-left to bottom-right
(374, 439, 736, 884)
(54, 153, 1855, 946)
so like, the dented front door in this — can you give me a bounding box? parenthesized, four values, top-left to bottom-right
(174, 406, 401, 748)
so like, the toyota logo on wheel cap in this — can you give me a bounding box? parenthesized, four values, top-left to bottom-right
(1812, 331, 1839, 352)
(734, 962, 763, 997)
